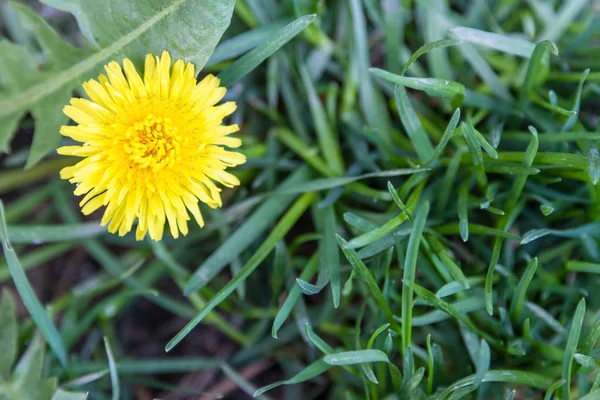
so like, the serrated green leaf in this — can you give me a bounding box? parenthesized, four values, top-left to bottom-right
(42, 0, 234, 69)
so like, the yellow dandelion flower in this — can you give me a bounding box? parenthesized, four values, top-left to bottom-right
(58, 51, 246, 241)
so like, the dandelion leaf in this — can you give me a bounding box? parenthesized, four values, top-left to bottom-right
(0, 0, 235, 167)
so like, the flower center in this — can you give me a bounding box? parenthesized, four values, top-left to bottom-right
(124, 114, 183, 171)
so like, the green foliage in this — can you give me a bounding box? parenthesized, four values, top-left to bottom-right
(0, 292, 86, 400)
(1, 0, 600, 399)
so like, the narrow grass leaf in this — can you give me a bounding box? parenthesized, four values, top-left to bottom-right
(395, 85, 435, 163)
(439, 370, 552, 398)
(586, 148, 600, 185)
(518, 41, 559, 110)
(562, 69, 590, 132)
(336, 235, 400, 334)
(573, 354, 596, 369)
(274, 168, 428, 195)
(300, 61, 344, 175)
(349, 0, 394, 153)
(51, 389, 88, 400)
(544, 379, 566, 400)
(323, 350, 389, 366)
(448, 27, 535, 58)
(538, 0, 589, 42)
(426, 235, 469, 287)
(404, 281, 500, 347)
(567, 261, 600, 274)
(474, 339, 491, 387)
(457, 44, 512, 100)
(561, 298, 586, 400)
(400, 38, 461, 76)
(399, 367, 425, 398)
(254, 360, 330, 397)
(510, 258, 538, 321)
(7, 222, 104, 244)
(371, 68, 465, 100)
(402, 201, 430, 353)
(347, 183, 423, 249)
(272, 254, 319, 338)
(366, 323, 390, 349)
(104, 337, 119, 400)
(184, 167, 310, 294)
(322, 205, 340, 307)
(458, 180, 470, 242)
(427, 108, 461, 165)
(168, 193, 315, 351)
(218, 14, 316, 87)
(207, 20, 288, 66)
(0, 200, 67, 366)
(220, 363, 270, 400)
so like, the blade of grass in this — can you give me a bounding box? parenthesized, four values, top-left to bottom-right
(400, 38, 461, 76)
(299, 61, 344, 175)
(404, 281, 501, 347)
(218, 14, 316, 87)
(272, 254, 319, 338)
(7, 222, 104, 244)
(104, 337, 119, 400)
(371, 69, 465, 100)
(167, 192, 316, 351)
(184, 166, 310, 294)
(518, 41, 559, 110)
(336, 235, 400, 335)
(0, 200, 67, 366)
(395, 85, 435, 163)
(448, 26, 535, 58)
(561, 298, 586, 400)
(510, 257, 538, 321)
(426, 108, 461, 165)
(402, 201, 430, 354)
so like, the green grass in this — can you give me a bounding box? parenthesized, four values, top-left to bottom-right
(1, 0, 600, 399)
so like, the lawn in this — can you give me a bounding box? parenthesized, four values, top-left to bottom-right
(0, 0, 599, 399)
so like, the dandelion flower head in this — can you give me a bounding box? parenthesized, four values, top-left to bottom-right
(58, 51, 246, 241)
